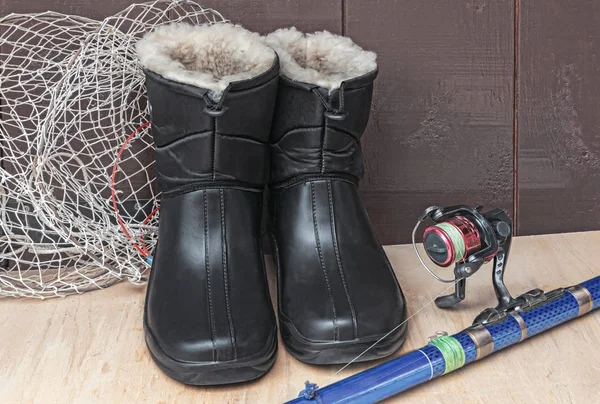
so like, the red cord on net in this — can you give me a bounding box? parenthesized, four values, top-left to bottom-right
(110, 121, 156, 258)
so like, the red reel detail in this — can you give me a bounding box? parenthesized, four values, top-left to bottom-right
(423, 215, 482, 267)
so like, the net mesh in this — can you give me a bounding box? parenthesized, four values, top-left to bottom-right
(0, 0, 227, 298)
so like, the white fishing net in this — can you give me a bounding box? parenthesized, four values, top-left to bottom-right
(0, 0, 227, 298)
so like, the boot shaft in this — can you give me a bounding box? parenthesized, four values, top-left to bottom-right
(145, 68, 278, 192)
(269, 73, 377, 185)
(264, 28, 378, 185)
(137, 23, 279, 192)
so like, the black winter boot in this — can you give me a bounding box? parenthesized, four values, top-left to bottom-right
(136, 23, 279, 385)
(264, 28, 407, 364)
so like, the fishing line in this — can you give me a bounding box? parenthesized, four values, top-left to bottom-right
(435, 222, 466, 263)
(333, 278, 461, 376)
(428, 334, 466, 373)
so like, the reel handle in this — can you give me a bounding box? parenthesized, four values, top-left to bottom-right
(435, 278, 465, 308)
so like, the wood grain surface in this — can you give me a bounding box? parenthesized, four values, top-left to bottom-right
(0, 0, 342, 33)
(1, 231, 599, 403)
(516, 0, 600, 236)
(0, 0, 141, 18)
(346, 0, 515, 244)
(199, 0, 342, 34)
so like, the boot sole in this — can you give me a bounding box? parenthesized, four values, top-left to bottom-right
(279, 305, 408, 365)
(144, 323, 278, 386)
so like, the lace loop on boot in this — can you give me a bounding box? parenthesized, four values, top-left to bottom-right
(311, 83, 347, 121)
(202, 93, 229, 117)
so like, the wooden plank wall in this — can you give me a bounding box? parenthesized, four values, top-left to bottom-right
(346, 0, 515, 244)
(1, 0, 599, 245)
(517, 1, 600, 236)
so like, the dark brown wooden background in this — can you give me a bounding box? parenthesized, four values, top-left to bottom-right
(1, 0, 599, 245)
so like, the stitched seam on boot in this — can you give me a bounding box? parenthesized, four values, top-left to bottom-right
(327, 179, 358, 340)
(211, 116, 217, 181)
(310, 181, 339, 341)
(324, 125, 359, 143)
(154, 129, 213, 148)
(270, 126, 358, 146)
(319, 109, 326, 174)
(204, 190, 218, 361)
(163, 181, 263, 198)
(270, 173, 358, 191)
(270, 126, 321, 146)
(220, 189, 237, 360)
(216, 132, 269, 145)
(267, 197, 284, 319)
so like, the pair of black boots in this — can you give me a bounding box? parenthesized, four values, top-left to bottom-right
(136, 23, 407, 385)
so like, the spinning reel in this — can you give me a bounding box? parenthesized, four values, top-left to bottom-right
(412, 205, 530, 324)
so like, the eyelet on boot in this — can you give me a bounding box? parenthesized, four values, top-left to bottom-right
(203, 105, 228, 117)
(324, 110, 347, 121)
(311, 87, 347, 121)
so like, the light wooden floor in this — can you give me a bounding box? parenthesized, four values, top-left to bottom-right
(1, 232, 600, 403)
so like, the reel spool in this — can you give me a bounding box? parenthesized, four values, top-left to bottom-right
(413, 205, 516, 323)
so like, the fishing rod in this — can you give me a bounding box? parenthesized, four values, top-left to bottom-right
(286, 205, 600, 404)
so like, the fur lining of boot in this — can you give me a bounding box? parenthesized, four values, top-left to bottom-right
(136, 23, 276, 97)
(263, 27, 377, 90)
